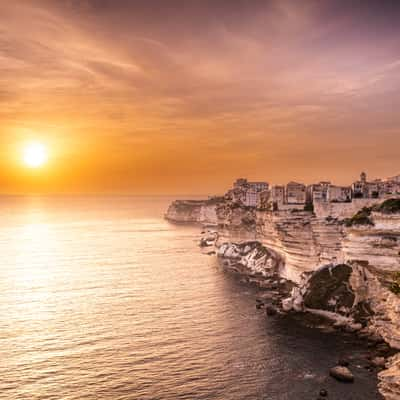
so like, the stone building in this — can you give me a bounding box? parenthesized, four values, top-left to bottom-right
(233, 178, 248, 189)
(230, 178, 269, 207)
(352, 172, 385, 199)
(381, 180, 400, 196)
(366, 180, 381, 198)
(286, 181, 306, 204)
(386, 174, 400, 183)
(307, 182, 330, 203)
(257, 189, 271, 210)
(327, 185, 352, 202)
(270, 185, 285, 208)
(244, 188, 258, 207)
(352, 172, 369, 198)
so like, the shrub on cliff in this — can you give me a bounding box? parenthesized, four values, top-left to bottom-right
(390, 272, 400, 295)
(373, 198, 400, 214)
(344, 207, 374, 227)
(304, 202, 314, 212)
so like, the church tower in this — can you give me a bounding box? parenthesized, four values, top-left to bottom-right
(360, 171, 367, 183)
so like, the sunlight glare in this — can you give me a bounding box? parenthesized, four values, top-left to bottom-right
(23, 142, 48, 168)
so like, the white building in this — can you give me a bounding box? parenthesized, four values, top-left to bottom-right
(286, 181, 306, 204)
(244, 189, 258, 207)
(229, 178, 269, 207)
(257, 189, 271, 210)
(308, 182, 330, 203)
(233, 178, 248, 188)
(386, 174, 400, 183)
(327, 185, 352, 202)
(271, 185, 285, 207)
(248, 182, 269, 192)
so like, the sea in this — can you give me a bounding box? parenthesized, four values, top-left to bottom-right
(0, 196, 382, 399)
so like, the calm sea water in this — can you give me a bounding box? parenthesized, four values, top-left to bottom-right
(0, 196, 382, 400)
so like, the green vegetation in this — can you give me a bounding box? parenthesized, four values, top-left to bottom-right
(390, 272, 400, 295)
(373, 198, 400, 214)
(344, 198, 400, 227)
(304, 202, 314, 212)
(344, 207, 374, 227)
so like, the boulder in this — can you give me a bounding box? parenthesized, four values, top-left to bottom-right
(303, 264, 355, 314)
(344, 322, 363, 333)
(338, 358, 350, 367)
(266, 305, 278, 316)
(199, 238, 212, 247)
(329, 366, 354, 382)
(282, 298, 293, 312)
(376, 342, 391, 356)
(319, 389, 328, 397)
(371, 357, 386, 368)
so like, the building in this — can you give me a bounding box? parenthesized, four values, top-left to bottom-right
(366, 180, 381, 198)
(233, 178, 248, 189)
(352, 172, 368, 198)
(327, 185, 352, 202)
(257, 189, 271, 210)
(381, 180, 400, 196)
(386, 174, 400, 183)
(352, 172, 384, 199)
(286, 181, 306, 204)
(307, 181, 330, 203)
(244, 188, 258, 207)
(270, 185, 285, 207)
(360, 171, 367, 183)
(248, 181, 269, 192)
(229, 178, 269, 207)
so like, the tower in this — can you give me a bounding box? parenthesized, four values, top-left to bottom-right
(360, 171, 367, 183)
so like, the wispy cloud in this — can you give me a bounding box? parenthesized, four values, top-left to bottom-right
(1, 0, 400, 193)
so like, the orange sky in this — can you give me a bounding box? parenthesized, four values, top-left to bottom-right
(1, 0, 400, 194)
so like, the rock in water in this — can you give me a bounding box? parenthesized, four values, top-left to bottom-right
(371, 357, 386, 368)
(329, 366, 354, 382)
(338, 358, 350, 367)
(265, 305, 277, 316)
(319, 388, 328, 397)
(303, 264, 355, 314)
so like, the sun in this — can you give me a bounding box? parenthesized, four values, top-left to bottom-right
(22, 142, 48, 168)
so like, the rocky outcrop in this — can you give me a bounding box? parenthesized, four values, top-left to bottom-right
(379, 354, 400, 400)
(329, 366, 355, 382)
(217, 241, 282, 277)
(303, 264, 355, 313)
(165, 198, 221, 224)
(167, 197, 400, 399)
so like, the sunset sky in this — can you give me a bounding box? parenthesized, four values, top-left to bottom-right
(1, 0, 400, 194)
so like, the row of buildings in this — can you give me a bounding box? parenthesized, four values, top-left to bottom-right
(225, 173, 400, 210)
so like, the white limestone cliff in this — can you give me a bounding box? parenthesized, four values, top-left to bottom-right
(166, 197, 400, 399)
(165, 199, 219, 224)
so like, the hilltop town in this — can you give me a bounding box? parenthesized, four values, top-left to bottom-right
(166, 172, 400, 398)
(224, 172, 400, 211)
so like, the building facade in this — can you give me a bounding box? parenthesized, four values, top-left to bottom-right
(286, 181, 306, 204)
(327, 185, 352, 202)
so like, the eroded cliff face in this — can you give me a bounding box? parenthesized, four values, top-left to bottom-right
(255, 211, 345, 282)
(166, 198, 400, 399)
(165, 199, 219, 224)
(215, 205, 400, 340)
(379, 353, 400, 400)
(342, 218, 400, 349)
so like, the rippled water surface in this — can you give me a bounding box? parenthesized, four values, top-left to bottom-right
(0, 196, 382, 399)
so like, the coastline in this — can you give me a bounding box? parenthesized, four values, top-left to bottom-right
(166, 197, 400, 399)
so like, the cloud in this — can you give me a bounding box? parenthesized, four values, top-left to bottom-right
(1, 0, 400, 193)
